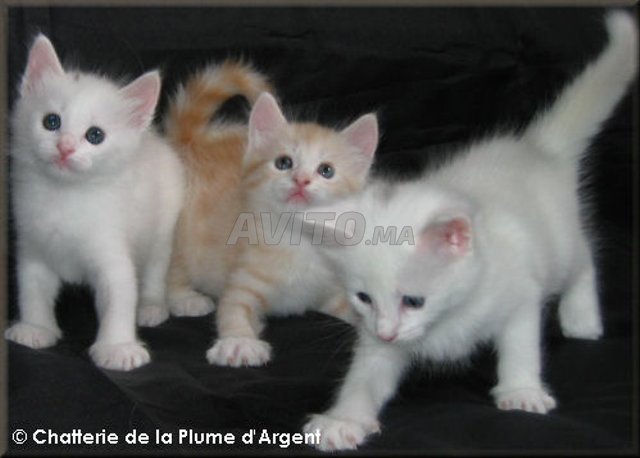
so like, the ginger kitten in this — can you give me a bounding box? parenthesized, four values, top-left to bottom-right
(164, 62, 378, 366)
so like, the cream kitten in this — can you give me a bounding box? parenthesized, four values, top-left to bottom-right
(5, 35, 185, 371)
(300, 11, 637, 450)
(207, 93, 378, 367)
(163, 63, 378, 366)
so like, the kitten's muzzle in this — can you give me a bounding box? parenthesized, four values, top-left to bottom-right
(292, 174, 311, 187)
(375, 322, 399, 342)
(56, 133, 76, 159)
(377, 330, 398, 342)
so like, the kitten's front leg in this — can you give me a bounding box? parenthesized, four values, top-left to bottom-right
(303, 332, 410, 451)
(89, 252, 150, 371)
(5, 252, 62, 348)
(491, 298, 556, 414)
(206, 291, 270, 367)
(206, 265, 274, 367)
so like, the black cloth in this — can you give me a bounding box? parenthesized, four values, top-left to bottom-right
(5, 6, 636, 454)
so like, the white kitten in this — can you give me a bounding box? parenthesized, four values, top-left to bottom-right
(301, 11, 637, 451)
(5, 35, 185, 371)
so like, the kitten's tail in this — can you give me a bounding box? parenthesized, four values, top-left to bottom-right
(165, 60, 273, 160)
(525, 11, 637, 161)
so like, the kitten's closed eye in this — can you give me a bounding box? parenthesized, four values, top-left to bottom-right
(356, 292, 373, 305)
(402, 295, 425, 308)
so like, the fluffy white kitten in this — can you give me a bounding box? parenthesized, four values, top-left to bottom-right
(301, 11, 637, 451)
(5, 35, 185, 371)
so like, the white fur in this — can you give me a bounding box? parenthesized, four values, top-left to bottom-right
(302, 12, 637, 450)
(5, 35, 185, 371)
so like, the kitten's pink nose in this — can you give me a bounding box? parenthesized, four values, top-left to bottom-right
(378, 330, 398, 342)
(56, 134, 76, 158)
(293, 175, 311, 187)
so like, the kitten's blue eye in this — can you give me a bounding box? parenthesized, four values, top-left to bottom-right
(42, 113, 61, 131)
(317, 163, 335, 179)
(275, 155, 293, 170)
(402, 295, 425, 309)
(356, 292, 372, 305)
(85, 126, 105, 145)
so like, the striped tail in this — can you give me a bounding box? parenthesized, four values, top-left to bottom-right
(165, 60, 273, 163)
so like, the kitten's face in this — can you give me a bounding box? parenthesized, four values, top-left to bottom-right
(312, 195, 476, 345)
(242, 93, 378, 211)
(11, 35, 160, 181)
(343, 242, 474, 344)
(15, 75, 136, 178)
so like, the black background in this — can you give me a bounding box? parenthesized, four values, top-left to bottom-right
(5, 5, 637, 454)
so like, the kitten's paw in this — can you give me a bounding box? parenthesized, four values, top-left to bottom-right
(169, 291, 215, 317)
(302, 413, 380, 451)
(137, 301, 170, 327)
(492, 387, 557, 414)
(89, 341, 150, 371)
(206, 337, 271, 367)
(5, 322, 61, 349)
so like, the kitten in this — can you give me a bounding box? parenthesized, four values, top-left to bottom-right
(5, 34, 185, 371)
(300, 11, 638, 451)
(208, 93, 378, 366)
(164, 63, 378, 366)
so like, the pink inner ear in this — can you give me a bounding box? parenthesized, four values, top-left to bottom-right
(419, 217, 472, 257)
(443, 218, 470, 249)
(341, 113, 378, 158)
(22, 35, 64, 94)
(121, 71, 161, 128)
(248, 92, 286, 141)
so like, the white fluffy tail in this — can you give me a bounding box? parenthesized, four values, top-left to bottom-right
(525, 11, 638, 161)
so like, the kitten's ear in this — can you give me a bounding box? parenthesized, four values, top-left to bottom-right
(248, 92, 287, 148)
(341, 113, 379, 159)
(417, 216, 472, 258)
(21, 34, 64, 96)
(120, 70, 161, 129)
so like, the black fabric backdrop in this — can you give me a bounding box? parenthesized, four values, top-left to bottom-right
(4, 5, 637, 455)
